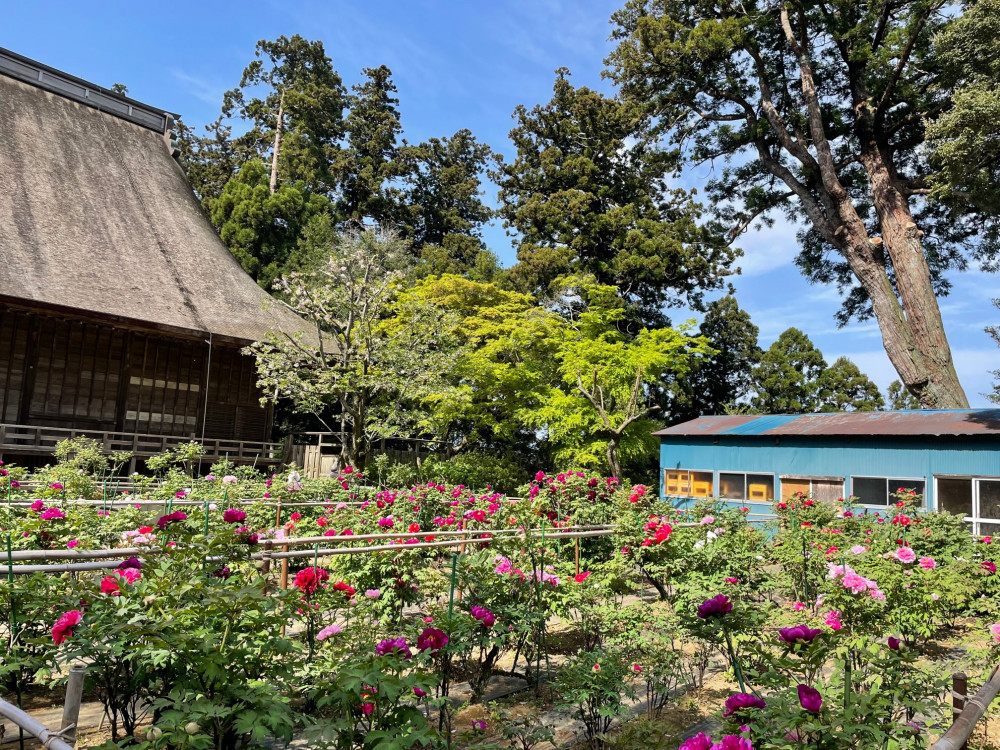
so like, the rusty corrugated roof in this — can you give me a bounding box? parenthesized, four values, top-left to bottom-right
(654, 410, 1000, 438)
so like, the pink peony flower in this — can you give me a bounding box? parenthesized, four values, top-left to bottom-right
(919, 557, 936, 570)
(850, 545, 866, 555)
(825, 610, 843, 631)
(989, 623, 1000, 643)
(316, 624, 343, 641)
(892, 546, 917, 564)
(40, 507, 66, 520)
(120, 568, 141, 584)
(52, 610, 82, 645)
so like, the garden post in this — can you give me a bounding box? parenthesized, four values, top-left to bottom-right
(60, 663, 86, 746)
(261, 540, 273, 576)
(952, 671, 968, 750)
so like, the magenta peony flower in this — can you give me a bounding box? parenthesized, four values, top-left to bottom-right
(797, 684, 823, 713)
(222, 508, 246, 524)
(722, 693, 766, 718)
(697, 594, 732, 619)
(416, 627, 449, 654)
(778, 625, 823, 645)
(40, 507, 66, 520)
(413, 687, 427, 698)
(157, 511, 187, 530)
(375, 637, 411, 659)
(30, 499, 45, 512)
(887, 637, 901, 650)
(471, 605, 496, 628)
(714, 736, 754, 750)
(678, 733, 714, 750)
(52, 610, 82, 645)
(49, 482, 64, 490)
(982, 561, 997, 574)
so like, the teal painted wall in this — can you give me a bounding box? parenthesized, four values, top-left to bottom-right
(659, 437, 1000, 515)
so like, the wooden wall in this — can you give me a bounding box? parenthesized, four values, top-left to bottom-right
(0, 303, 271, 443)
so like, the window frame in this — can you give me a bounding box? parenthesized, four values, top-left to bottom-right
(719, 471, 776, 504)
(848, 474, 926, 509)
(933, 474, 1000, 536)
(662, 468, 715, 501)
(779, 475, 845, 504)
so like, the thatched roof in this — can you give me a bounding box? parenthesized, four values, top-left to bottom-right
(0, 48, 311, 345)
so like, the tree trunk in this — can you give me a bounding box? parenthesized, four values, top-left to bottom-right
(269, 92, 284, 195)
(606, 436, 622, 479)
(856, 146, 969, 408)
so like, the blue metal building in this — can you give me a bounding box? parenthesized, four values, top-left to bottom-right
(655, 410, 1000, 536)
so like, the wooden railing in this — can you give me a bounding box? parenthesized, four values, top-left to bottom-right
(0, 423, 282, 463)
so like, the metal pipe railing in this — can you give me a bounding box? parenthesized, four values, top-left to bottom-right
(0, 696, 77, 750)
(931, 665, 1000, 750)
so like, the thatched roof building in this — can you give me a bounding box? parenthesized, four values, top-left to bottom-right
(0, 48, 309, 466)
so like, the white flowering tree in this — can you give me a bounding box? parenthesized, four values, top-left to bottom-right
(248, 229, 462, 468)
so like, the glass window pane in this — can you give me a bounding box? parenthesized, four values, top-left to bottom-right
(747, 474, 774, 502)
(889, 479, 925, 502)
(978, 480, 1000, 520)
(664, 470, 690, 496)
(690, 471, 714, 498)
(720, 473, 746, 501)
(978, 522, 1000, 537)
(937, 478, 972, 517)
(852, 477, 888, 506)
(813, 480, 844, 504)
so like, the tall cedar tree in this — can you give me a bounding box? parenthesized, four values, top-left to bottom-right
(495, 69, 736, 326)
(608, 1, 1000, 407)
(752, 328, 882, 413)
(670, 295, 761, 421)
(401, 129, 497, 271)
(222, 35, 346, 195)
(337, 65, 408, 227)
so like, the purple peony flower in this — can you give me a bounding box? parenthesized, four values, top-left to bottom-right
(375, 637, 411, 659)
(697, 594, 733, 619)
(778, 625, 824, 646)
(798, 684, 823, 713)
(722, 693, 766, 718)
(118, 557, 143, 570)
(887, 637, 901, 650)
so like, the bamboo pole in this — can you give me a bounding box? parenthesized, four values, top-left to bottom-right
(932, 666, 1000, 750)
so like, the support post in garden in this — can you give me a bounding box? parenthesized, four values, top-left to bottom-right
(60, 663, 86, 747)
(952, 671, 968, 750)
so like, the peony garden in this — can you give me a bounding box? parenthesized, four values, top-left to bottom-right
(2, 443, 1000, 750)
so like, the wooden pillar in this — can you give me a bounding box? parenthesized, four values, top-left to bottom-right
(952, 671, 968, 750)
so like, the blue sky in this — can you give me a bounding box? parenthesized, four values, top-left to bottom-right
(6, 0, 998, 404)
